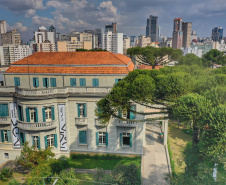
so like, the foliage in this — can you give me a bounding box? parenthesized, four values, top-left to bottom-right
(178, 53, 203, 66)
(203, 49, 226, 67)
(0, 168, 13, 181)
(199, 106, 226, 159)
(50, 155, 70, 174)
(50, 168, 78, 185)
(181, 129, 193, 136)
(204, 86, 226, 106)
(26, 161, 53, 185)
(94, 163, 141, 185)
(167, 141, 176, 176)
(8, 179, 21, 185)
(127, 46, 183, 68)
(16, 142, 55, 169)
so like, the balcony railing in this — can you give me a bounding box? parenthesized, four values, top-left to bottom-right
(95, 119, 107, 127)
(0, 117, 11, 125)
(17, 120, 56, 131)
(75, 117, 88, 125)
(115, 119, 137, 127)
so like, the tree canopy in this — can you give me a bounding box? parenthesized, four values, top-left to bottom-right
(202, 49, 226, 67)
(178, 53, 203, 66)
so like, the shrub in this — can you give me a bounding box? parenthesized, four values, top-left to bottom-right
(50, 155, 70, 174)
(0, 168, 13, 181)
(8, 179, 21, 185)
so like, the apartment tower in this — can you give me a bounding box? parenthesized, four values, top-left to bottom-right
(172, 18, 183, 49)
(182, 22, 192, 48)
(146, 15, 159, 42)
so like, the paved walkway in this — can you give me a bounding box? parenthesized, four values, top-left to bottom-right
(142, 122, 169, 185)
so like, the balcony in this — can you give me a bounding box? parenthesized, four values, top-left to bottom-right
(115, 119, 137, 127)
(0, 117, 11, 125)
(75, 117, 88, 125)
(95, 119, 107, 127)
(17, 120, 56, 131)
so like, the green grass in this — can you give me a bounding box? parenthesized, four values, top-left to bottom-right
(69, 154, 141, 170)
(181, 129, 193, 136)
(74, 173, 94, 185)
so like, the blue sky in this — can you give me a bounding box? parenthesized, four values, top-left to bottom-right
(0, 0, 225, 42)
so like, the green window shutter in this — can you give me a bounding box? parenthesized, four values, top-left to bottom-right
(32, 136, 34, 146)
(115, 79, 119, 84)
(83, 104, 87, 117)
(7, 130, 12, 143)
(21, 106, 24, 121)
(44, 136, 48, 149)
(106, 132, 108, 146)
(42, 108, 46, 122)
(50, 78, 56, 87)
(130, 133, 132, 147)
(43, 78, 46, 87)
(80, 78, 86, 86)
(33, 78, 36, 87)
(118, 110, 122, 118)
(18, 105, 21, 121)
(23, 134, 26, 143)
(46, 78, 49, 87)
(54, 134, 58, 148)
(4, 104, 8, 117)
(20, 132, 23, 145)
(70, 78, 76, 86)
(120, 133, 123, 147)
(38, 137, 41, 150)
(35, 108, 38, 122)
(130, 106, 135, 120)
(36, 78, 39, 87)
(26, 108, 30, 122)
(92, 79, 96, 87)
(77, 104, 80, 117)
(14, 77, 20, 86)
(79, 131, 87, 144)
(1, 130, 4, 142)
(51, 106, 55, 120)
(96, 132, 99, 146)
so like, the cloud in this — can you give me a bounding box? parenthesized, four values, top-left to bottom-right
(25, 9, 36, 18)
(32, 15, 54, 28)
(7, 22, 28, 32)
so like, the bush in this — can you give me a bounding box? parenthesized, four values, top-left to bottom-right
(0, 168, 13, 181)
(50, 155, 70, 174)
(8, 179, 21, 185)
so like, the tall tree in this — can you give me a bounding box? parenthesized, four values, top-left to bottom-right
(127, 46, 183, 69)
(178, 53, 203, 66)
(202, 49, 226, 67)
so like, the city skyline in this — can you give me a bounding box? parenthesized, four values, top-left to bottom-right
(0, 0, 226, 42)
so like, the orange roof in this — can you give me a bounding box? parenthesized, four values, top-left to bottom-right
(6, 52, 134, 74)
(174, 18, 182, 20)
(138, 65, 163, 70)
(12, 51, 131, 65)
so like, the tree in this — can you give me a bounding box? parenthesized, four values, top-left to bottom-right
(16, 142, 55, 169)
(178, 53, 202, 66)
(171, 93, 212, 144)
(202, 49, 226, 67)
(199, 106, 226, 159)
(127, 46, 183, 69)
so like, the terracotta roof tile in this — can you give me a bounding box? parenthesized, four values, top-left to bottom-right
(138, 65, 163, 70)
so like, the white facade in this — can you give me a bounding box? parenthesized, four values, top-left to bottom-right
(102, 31, 123, 54)
(182, 47, 202, 58)
(0, 20, 7, 34)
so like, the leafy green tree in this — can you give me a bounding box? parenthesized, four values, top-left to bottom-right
(178, 53, 203, 66)
(16, 142, 55, 169)
(204, 86, 226, 107)
(199, 106, 226, 159)
(202, 49, 226, 67)
(171, 93, 212, 144)
(127, 46, 183, 69)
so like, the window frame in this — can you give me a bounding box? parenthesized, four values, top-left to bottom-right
(47, 134, 54, 147)
(98, 132, 106, 145)
(79, 78, 86, 87)
(92, 78, 99, 87)
(79, 131, 87, 144)
(14, 77, 20, 87)
(50, 78, 56, 87)
(45, 107, 52, 122)
(77, 104, 86, 118)
(0, 104, 9, 117)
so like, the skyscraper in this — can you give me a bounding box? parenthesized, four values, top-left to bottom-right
(146, 15, 158, 42)
(172, 18, 183, 49)
(105, 23, 117, 33)
(182, 22, 192, 48)
(0, 20, 7, 34)
(212, 27, 223, 41)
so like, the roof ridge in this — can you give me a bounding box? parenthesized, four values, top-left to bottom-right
(109, 52, 128, 65)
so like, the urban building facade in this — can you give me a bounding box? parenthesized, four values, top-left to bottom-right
(1, 29, 21, 45)
(212, 27, 223, 41)
(172, 18, 183, 49)
(105, 23, 117, 33)
(0, 51, 148, 164)
(182, 22, 192, 48)
(146, 15, 159, 42)
(102, 32, 123, 54)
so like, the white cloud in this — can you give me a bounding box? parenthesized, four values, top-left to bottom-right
(7, 22, 28, 32)
(25, 9, 36, 18)
(32, 15, 54, 27)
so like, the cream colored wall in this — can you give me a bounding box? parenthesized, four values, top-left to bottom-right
(83, 41, 92, 50)
(57, 41, 67, 52)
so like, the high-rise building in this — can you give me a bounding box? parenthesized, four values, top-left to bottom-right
(0, 20, 7, 34)
(146, 15, 159, 42)
(102, 31, 123, 54)
(212, 27, 223, 41)
(130, 36, 137, 47)
(1, 29, 21, 45)
(172, 18, 183, 49)
(182, 22, 192, 48)
(105, 23, 117, 33)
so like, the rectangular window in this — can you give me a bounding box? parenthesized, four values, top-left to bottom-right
(99, 132, 106, 145)
(18, 105, 24, 121)
(43, 78, 49, 87)
(79, 131, 87, 144)
(70, 78, 76, 86)
(50, 78, 56, 87)
(14, 77, 20, 86)
(4, 153, 9, 159)
(47, 134, 54, 147)
(79, 78, 86, 86)
(20, 132, 25, 145)
(33, 77, 39, 87)
(29, 108, 38, 123)
(92, 78, 99, 87)
(45, 107, 52, 122)
(32, 136, 40, 149)
(77, 104, 86, 118)
(120, 133, 132, 147)
(0, 104, 9, 117)
(0, 130, 11, 143)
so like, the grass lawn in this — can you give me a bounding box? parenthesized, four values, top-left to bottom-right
(74, 173, 94, 185)
(69, 154, 141, 170)
(168, 121, 192, 174)
(0, 172, 27, 185)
